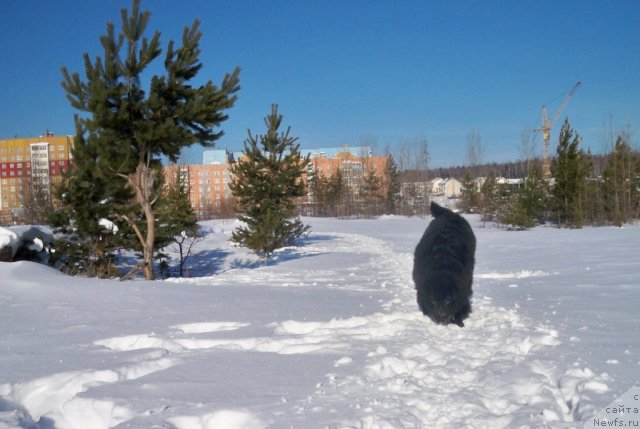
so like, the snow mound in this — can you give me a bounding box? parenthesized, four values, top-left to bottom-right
(0, 225, 53, 260)
(168, 409, 267, 429)
(476, 270, 550, 280)
(171, 321, 250, 334)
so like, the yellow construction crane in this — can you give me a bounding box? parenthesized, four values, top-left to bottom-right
(537, 81, 581, 177)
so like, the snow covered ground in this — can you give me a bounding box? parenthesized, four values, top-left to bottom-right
(0, 215, 638, 429)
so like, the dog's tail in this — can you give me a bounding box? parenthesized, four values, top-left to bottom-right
(430, 201, 448, 217)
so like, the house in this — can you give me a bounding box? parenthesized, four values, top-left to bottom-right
(429, 178, 463, 198)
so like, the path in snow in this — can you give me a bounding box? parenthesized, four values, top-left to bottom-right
(0, 228, 611, 429)
(273, 232, 609, 428)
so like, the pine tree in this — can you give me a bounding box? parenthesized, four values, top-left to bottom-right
(60, 0, 240, 279)
(383, 155, 401, 215)
(551, 119, 589, 228)
(230, 105, 310, 259)
(520, 160, 550, 223)
(498, 194, 532, 230)
(156, 168, 201, 277)
(479, 171, 498, 224)
(308, 166, 329, 217)
(361, 169, 381, 217)
(49, 131, 127, 277)
(603, 135, 640, 226)
(327, 168, 345, 217)
(460, 172, 480, 214)
(498, 161, 549, 229)
(308, 167, 345, 217)
(580, 149, 605, 226)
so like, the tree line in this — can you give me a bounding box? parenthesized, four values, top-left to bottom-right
(304, 155, 406, 218)
(458, 119, 640, 229)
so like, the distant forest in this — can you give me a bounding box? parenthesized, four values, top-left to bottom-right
(409, 155, 612, 180)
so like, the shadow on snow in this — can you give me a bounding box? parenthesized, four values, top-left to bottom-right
(175, 233, 334, 278)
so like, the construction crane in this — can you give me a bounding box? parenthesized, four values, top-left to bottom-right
(537, 81, 581, 178)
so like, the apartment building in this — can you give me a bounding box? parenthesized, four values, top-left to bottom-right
(0, 133, 73, 223)
(304, 146, 388, 196)
(164, 150, 233, 219)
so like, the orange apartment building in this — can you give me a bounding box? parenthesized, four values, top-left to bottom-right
(164, 150, 233, 219)
(0, 133, 74, 224)
(164, 147, 389, 219)
(306, 150, 387, 190)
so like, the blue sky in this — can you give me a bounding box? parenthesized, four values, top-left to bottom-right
(1, 1, 638, 167)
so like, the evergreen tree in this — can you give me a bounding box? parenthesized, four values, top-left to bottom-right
(498, 160, 549, 229)
(551, 119, 589, 228)
(361, 169, 381, 217)
(49, 131, 127, 277)
(498, 194, 533, 230)
(460, 172, 480, 214)
(603, 135, 640, 226)
(580, 149, 606, 226)
(520, 160, 550, 223)
(306, 166, 323, 217)
(308, 167, 345, 217)
(327, 168, 345, 217)
(230, 105, 310, 258)
(479, 171, 498, 224)
(383, 155, 401, 215)
(156, 168, 201, 277)
(60, 0, 240, 279)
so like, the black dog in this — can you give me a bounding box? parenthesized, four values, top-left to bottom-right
(413, 202, 476, 327)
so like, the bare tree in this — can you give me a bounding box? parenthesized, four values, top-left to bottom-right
(519, 125, 536, 177)
(414, 135, 429, 175)
(171, 230, 204, 277)
(359, 134, 378, 156)
(466, 130, 484, 178)
(19, 177, 52, 225)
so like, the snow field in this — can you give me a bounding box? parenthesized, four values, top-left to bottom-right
(0, 216, 637, 428)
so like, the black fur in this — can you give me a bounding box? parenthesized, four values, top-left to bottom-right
(413, 202, 476, 327)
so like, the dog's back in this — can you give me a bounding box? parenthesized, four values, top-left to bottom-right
(413, 202, 476, 326)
